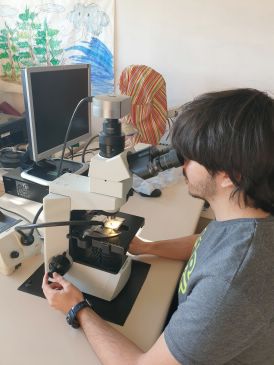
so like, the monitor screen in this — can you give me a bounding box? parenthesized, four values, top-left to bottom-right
(21, 64, 91, 162)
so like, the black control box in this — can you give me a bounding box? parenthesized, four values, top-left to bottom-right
(3, 167, 49, 203)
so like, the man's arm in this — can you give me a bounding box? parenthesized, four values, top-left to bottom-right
(129, 234, 199, 261)
(42, 273, 181, 365)
(77, 307, 180, 365)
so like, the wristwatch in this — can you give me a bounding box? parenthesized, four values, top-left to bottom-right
(66, 298, 92, 328)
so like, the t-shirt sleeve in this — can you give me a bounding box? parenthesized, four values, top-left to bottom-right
(164, 276, 266, 365)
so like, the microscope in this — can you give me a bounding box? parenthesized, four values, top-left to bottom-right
(43, 95, 183, 301)
(1, 95, 182, 301)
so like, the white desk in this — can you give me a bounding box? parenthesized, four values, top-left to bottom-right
(0, 177, 203, 365)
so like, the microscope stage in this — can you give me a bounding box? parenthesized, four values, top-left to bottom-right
(69, 210, 145, 274)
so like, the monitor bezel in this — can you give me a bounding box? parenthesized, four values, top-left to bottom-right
(22, 64, 92, 162)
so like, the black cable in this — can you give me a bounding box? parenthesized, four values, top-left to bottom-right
(82, 147, 100, 154)
(28, 205, 44, 238)
(15, 219, 102, 231)
(0, 205, 44, 242)
(15, 219, 104, 246)
(81, 134, 99, 163)
(73, 147, 99, 160)
(67, 146, 73, 160)
(57, 96, 93, 177)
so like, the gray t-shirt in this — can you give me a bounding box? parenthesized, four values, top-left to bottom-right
(164, 216, 274, 365)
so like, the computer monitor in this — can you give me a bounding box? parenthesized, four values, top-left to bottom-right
(21, 64, 91, 163)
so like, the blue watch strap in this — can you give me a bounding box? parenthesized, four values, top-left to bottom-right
(66, 299, 92, 328)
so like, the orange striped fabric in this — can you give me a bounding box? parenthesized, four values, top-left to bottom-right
(119, 65, 167, 145)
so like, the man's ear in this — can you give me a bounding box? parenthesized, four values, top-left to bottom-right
(219, 172, 234, 188)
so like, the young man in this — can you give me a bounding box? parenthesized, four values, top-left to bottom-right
(42, 88, 274, 365)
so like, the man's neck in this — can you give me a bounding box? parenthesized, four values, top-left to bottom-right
(209, 195, 270, 221)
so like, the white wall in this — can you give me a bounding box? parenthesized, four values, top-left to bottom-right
(115, 0, 274, 108)
(2, 0, 274, 112)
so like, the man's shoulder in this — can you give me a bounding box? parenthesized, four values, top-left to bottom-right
(194, 217, 274, 292)
(203, 216, 274, 251)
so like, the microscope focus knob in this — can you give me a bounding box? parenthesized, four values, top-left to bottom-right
(48, 253, 71, 276)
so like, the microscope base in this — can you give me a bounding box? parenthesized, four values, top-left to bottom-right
(18, 259, 150, 326)
(64, 256, 132, 301)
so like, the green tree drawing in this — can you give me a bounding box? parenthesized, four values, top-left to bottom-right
(35, 19, 63, 65)
(0, 22, 20, 81)
(0, 6, 63, 82)
(16, 6, 41, 67)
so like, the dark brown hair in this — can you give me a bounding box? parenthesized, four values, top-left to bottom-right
(172, 88, 274, 213)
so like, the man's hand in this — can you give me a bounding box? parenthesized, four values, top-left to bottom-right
(128, 236, 150, 255)
(42, 272, 84, 313)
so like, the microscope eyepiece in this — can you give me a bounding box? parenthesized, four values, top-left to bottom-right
(127, 145, 183, 180)
(152, 148, 182, 173)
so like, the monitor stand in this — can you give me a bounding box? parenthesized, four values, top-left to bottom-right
(21, 158, 88, 186)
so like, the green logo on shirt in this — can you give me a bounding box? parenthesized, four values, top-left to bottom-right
(178, 229, 206, 295)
